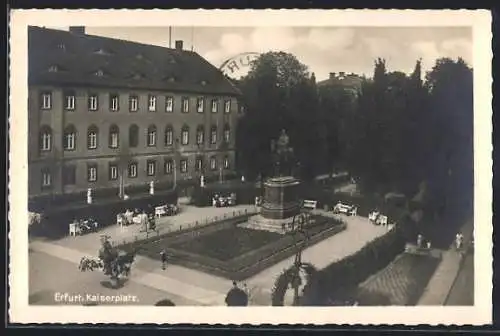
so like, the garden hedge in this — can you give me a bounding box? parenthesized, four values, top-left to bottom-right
(35, 189, 178, 238)
(300, 215, 418, 305)
(191, 180, 261, 207)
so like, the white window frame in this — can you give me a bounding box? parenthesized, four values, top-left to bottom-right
(129, 163, 138, 178)
(211, 99, 218, 113)
(110, 94, 119, 111)
(41, 92, 52, 109)
(165, 129, 173, 146)
(41, 132, 51, 151)
(65, 94, 75, 110)
(148, 95, 157, 112)
(130, 96, 138, 112)
(110, 131, 119, 149)
(180, 159, 188, 173)
(196, 158, 203, 171)
(109, 165, 118, 180)
(148, 128, 156, 146)
(223, 157, 230, 169)
(181, 129, 189, 145)
(88, 166, 97, 182)
(88, 130, 97, 149)
(42, 170, 52, 187)
(197, 98, 204, 113)
(147, 161, 156, 176)
(224, 100, 231, 113)
(197, 129, 204, 144)
(165, 160, 173, 174)
(166, 97, 174, 112)
(224, 129, 230, 143)
(182, 98, 189, 113)
(89, 95, 98, 111)
(210, 157, 217, 170)
(65, 131, 76, 150)
(211, 129, 217, 144)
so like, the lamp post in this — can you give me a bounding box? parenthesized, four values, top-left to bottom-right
(290, 204, 310, 305)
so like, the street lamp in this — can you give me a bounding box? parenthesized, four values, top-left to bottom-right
(289, 203, 311, 305)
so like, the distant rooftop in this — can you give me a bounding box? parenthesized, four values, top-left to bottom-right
(317, 71, 364, 91)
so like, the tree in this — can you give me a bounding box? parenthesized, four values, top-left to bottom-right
(236, 52, 324, 181)
(424, 58, 473, 220)
(271, 212, 318, 306)
(79, 235, 135, 288)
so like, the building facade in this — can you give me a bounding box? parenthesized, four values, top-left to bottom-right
(28, 26, 242, 198)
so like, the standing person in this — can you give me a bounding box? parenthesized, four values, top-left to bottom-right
(225, 281, 248, 306)
(160, 249, 167, 270)
(417, 234, 423, 248)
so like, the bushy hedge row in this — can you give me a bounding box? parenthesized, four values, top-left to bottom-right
(35, 189, 178, 239)
(300, 215, 417, 305)
(191, 180, 261, 207)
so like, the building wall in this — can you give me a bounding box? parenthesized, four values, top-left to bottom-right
(28, 85, 240, 197)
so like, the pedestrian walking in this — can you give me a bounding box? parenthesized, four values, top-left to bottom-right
(160, 249, 167, 270)
(455, 232, 463, 250)
(426, 241, 431, 249)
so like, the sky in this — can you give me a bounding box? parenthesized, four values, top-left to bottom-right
(55, 26, 472, 81)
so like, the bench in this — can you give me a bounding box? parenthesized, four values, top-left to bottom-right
(303, 200, 318, 210)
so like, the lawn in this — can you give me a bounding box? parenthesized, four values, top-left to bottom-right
(170, 227, 281, 261)
(126, 215, 346, 280)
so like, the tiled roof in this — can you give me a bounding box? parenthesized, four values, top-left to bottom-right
(28, 26, 241, 96)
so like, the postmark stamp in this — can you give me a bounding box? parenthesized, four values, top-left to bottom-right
(8, 9, 492, 325)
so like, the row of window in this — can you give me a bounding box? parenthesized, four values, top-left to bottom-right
(40, 156, 231, 188)
(39, 124, 231, 151)
(40, 91, 232, 114)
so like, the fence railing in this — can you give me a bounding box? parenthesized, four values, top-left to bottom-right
(116, 207, 259, 246)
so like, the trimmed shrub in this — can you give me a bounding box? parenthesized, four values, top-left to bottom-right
(191, 180, 260, 207)
(300, 215, 417, 305)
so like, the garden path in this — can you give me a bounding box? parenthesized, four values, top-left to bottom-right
(417, 219, 473, 305)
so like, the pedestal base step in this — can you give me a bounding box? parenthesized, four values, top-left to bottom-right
(238, 214, 315, 234)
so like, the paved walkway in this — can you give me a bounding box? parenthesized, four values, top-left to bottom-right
(30, 210, 391, 306)
(417, 219, 474, 306)
(245, 211, 392, 304)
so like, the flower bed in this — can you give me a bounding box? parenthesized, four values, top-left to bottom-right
(122, 215, 346, 281)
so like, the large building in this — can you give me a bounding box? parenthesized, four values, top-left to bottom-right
(28, 26, 242, 199)
(317, 71, 363, 97)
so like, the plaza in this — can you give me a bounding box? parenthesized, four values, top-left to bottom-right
(29, 204, 392, 306)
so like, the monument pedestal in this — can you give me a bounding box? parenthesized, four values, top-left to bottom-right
(261, 176, 301, 220)
(240, 176, 302, 234)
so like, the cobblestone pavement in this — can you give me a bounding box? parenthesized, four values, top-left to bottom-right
(30, 208, 390, 306)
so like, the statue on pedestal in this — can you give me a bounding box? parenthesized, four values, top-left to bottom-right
(149, 181, 155, 195)
(271, 129, 296, 177)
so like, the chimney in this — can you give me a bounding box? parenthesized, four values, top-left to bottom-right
(175, 40, 183, 51)
(329, 72, 336, 79)
(69, 26, 86, 35)
(339, 71, 345, 77)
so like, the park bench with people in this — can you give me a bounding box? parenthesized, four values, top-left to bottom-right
(69, 218, 99, 236)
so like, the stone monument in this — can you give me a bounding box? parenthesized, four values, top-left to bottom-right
(240, 130, 303, 233)
(260, 130, 301, 220)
